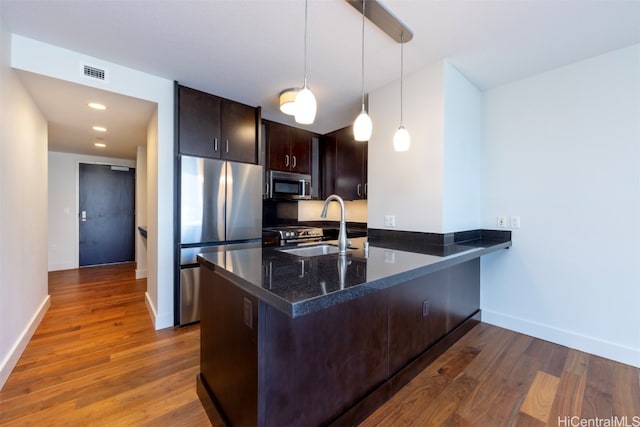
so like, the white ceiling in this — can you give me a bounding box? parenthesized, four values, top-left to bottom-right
(2, 0, 640, 159)
(16, 71, 156, 159)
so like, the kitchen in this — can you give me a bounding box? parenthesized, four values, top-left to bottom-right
(1, 0, 639, 425)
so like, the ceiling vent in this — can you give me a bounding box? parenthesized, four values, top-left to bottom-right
(81, 62, 109, 83)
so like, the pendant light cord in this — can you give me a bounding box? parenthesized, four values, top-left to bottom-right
(303, 0, 309, 87)
(400, 34, 404, 125)
(361, 0, 366, 109)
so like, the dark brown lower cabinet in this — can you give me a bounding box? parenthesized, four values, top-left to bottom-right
(198, 258, 481, 427)
(388, 269, 449, 375)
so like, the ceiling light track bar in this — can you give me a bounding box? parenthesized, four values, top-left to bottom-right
(346, 0, 412, 43)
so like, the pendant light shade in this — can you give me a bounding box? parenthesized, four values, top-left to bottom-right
(295, 83, 317, 124)
(353, 0, 372, 142)
(394, 35, 410, 152)
(354, 108, 373, 141)
(295, 0, 316, 125)
(393, 125, 410, 152)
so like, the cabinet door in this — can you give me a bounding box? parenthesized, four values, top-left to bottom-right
(290, 128, 312, 174)
(320, 133, 337, 198)
(335, 127, 365, 200)
(266, 121, 291, 172)
(178, 86, 221, 158)
(361, 141, 368, 199)
(200, 264, 258, 426)
(388, 271, 449, 375)
(221, 99, 257, 164)
(446, 259, 480, 333)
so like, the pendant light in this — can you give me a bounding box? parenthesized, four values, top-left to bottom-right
(393, 35, 410, 152)
(353, 0, 372, 142)
(294, 0, 317, 125)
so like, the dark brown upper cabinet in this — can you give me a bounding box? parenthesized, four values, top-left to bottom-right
(178, 85, 258, 164)
(265, 120, 313, 175)
(321, 126, 368, 201)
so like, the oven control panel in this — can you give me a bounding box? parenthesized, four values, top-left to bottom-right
(263, 226, 324, 246)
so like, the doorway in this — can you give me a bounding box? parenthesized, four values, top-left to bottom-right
(79, 163, 135, 266)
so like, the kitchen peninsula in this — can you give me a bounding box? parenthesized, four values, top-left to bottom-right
(196, 230, 511, 426)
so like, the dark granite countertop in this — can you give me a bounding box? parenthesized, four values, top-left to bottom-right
(198, 233, 510, 318)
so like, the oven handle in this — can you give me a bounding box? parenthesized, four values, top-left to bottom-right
(300, 179, 307, 197)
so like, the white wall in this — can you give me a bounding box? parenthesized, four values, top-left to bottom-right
(442, 62, 482, 233)
(48, 152, 136, 271)
(144, 107, 173, 328)
(368, 61, 445, 232)
(481, 44, 640, 367)
(368, 61, 482, 234)
(0, 24, 50, 389)
(298, 199, 368, 223)
(11, 35, 175, 330)
(135, 145, 148, 279)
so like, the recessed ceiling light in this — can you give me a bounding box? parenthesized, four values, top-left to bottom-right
(92, 126, 107, 132)
(88, 102, 106, 110)
(94, 142, 107, 148)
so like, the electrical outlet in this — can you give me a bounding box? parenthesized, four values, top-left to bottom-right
(384, 250, 396, 264)
(384, 215, 396, 227)
(422, 300, 431, 317)
(497, 216, 507, 228)
(510, 216, 521, 228)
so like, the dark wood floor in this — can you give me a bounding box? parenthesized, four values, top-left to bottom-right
(1, 263, 638, 426)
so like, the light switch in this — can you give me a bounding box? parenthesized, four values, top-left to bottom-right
(510, 216, 521, 228)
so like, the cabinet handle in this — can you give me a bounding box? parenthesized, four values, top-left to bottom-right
(285, 155, 290, 167)
(292, 156, 297, 169)
(364, 183, 368, 197)
(214, 137, 218, 152)
(357, 184, 362, 196)
(226, 140, 229, 153)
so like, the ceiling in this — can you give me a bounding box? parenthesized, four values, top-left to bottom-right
(2, 0, 640, 160)
(15, 71, 156, 159)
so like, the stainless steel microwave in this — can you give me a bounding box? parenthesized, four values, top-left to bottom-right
(268, 170, 312, 200)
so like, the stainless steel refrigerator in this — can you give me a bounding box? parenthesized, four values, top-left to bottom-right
(178, 155, 263, 325)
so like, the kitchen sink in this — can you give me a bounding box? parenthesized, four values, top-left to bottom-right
(277, 244, 354, 257)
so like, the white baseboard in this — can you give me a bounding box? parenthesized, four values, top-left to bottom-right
(144, 291, 158, 327)
(154, 312, 174, 330)
(482, 310, 640, 368)
(144, 292, 173, 331)
(135, 268, 147, 279)
(0, 295, 51, 390)
(48, 262, 78, 272)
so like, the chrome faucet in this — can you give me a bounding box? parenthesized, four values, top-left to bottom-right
(321, 194, 348, 255)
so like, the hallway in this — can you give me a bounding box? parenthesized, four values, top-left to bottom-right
(0, 263, 209, 426)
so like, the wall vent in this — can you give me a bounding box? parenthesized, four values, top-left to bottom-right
(81, 62, 109, 82)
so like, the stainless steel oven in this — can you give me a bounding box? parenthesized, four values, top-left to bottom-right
(268, 170, 312, 200)
(262, 226, 324, 246)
